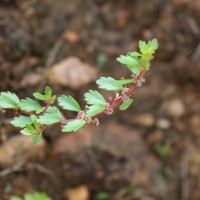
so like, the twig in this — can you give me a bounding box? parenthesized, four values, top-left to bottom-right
(0, 162, 25, 177)
(0, 162, 53, 178)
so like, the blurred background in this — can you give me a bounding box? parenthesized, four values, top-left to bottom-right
(0, 0, 200, 199)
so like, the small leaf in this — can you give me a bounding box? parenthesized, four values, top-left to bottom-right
(117, 55, 140, 67)
(129, 65, 140, 75)
(26, 124, 35, 133)
(0, 92, 20, 109)
(62, 119, 86, 132)
(45, 86, 52, 99)
(10, 115, 32, 128)
(119, 99, 134, 110)
(19, 98, 44, 114)
(58, 95, 81, 112)
(50, 95, 56, 104)
(148, 38, 158, 50)
(33, 92, 45, 101)
(30, 114, 38, 123)
(117, 55, 141, 74)
(20, 129, 33, 136)
(84, 90, 106, 105)
(86, 104, 105, 117)
(128, 52, 141, 57)
(32, 134, 42, 144)
(139, 40, 148, 53)
(117, 79, 135, 85)
(38, 106, 63, 125)
(96, 77, 133, 91)
(97, 77, 122, 91)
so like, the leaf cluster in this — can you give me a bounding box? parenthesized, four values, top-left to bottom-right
(117, 38, 158, 72)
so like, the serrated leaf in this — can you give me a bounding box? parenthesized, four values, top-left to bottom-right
(58, 95, 81, 112)
(10, 115, 32, 128)
(30, 114, 37, 122)
(96, 77, 134, 91)
(119, 99, 134, 110)
(117, 55, 140, 67)
(139, 40, 148, 53)
(148, 38, 158, 50)
(20, 129, 33, 136)
(46, 106, 60, 114)
(32, 134, 42, 144)
(62, 119, 86, 132)
(33, 92, 45, 101)
(117, 55, 141, 75)
(84, 90, 106, 105)
(0, 92, 20, 109)
(38, 106, 63, 125)
(86, 104, 105, 117)
(97, 77, 123, 91)
(45, 86, 52, 99)
(19, 98, 44, 114)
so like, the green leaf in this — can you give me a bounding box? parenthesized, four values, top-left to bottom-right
(62, 119, 86, 132)
(117, 55, 140, 67)
(50, 95, 56, 104)
(33, 92, 45, 101)
(24, 193, 34, 200)
(30, 114, 37, 123)
(58, 95, 81, 112)
(117, 55, 141, 75)
(26, 124, 35, 133)
(119, 99, 134, 110)
(19, 98, 44, 114)
(10, 196, 22, 200)
(86, 104, 105, 117)
(127, 64, 140, 75)
(10, 115, 32, 128)
(30, 193, 52, 200)
(96, 77, 133, 91)
(148, 38, 158, 50)
(97, 77, 123, 91)
(118, 79, 135, 85)
(0, 92, 20, 109)
(84, 90, 106, 105)
(128, 52, 141, 57)
(45, 86, 52, 99)
(32, 134, 42, 144)
(139, 40, 148, 53)
(38, 106, 63, 125)
(20, 128, 33, 136)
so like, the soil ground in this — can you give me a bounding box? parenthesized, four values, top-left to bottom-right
(0, 0, 200, 200)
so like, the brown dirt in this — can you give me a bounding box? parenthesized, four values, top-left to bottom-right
(0, 0, 200, 199)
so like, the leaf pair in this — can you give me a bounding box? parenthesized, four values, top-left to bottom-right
(84, 90, 106, 117)
(117, 38, 158, 72)
(57, 96, 86, 132)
